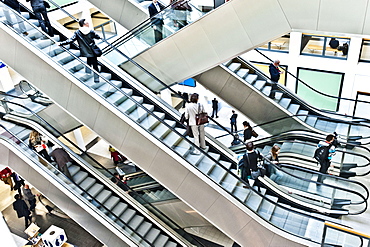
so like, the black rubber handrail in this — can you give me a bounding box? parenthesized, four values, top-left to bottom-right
(0, 96, 205, 246)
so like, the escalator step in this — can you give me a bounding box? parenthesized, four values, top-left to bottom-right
(95, 189, 112, 204)
(153, 234, 170, 247)
(145, 227, 161, 243)
(87, 183, 104, 197)
(128, 215, 145, 230)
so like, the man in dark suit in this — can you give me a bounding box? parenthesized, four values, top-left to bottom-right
(148, 0, 165, 43)
(13, 194, 32, 228)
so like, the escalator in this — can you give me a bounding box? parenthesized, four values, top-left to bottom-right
(194, 56, 370, 142)
(0, 4, 366, 246)
(0, 99, 197, 246)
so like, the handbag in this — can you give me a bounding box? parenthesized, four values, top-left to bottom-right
(195, 103, 209, 125)
(77, 31, 103, 57)
(251, 129, 259, 138)
(91, 43, 103, 57)
(35, 143, 47, 152)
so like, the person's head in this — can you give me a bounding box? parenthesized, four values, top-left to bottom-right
(153, 0, 158, 3)
(232, 110, 235, 114)
(246, 142, 254, 151)
(29, 130, 39, 140)
(189, 93, 199, 103)
(273, 60, 280, 66)
(14, 194, 20, 200)
(271, 145, 280, 157)
(326, 134, 335, 143)
(330, 38, 336, 41)
(242, 121, 250, 128)
(78, 19, 88, 27)
(24, 184, 29, 189)
(113, 172, 119, 178)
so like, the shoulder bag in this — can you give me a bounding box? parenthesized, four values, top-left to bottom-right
(251, 129, 259, 138)
(76, 31, 102, 57)
(195, 103, 208, 125)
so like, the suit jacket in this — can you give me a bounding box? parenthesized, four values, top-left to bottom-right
(148, 2, 165, 25)
(13, 199, 30, 218)
(269, 63, 280, 82)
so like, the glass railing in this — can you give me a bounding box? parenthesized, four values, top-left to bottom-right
(0, 96, 204, 246)
(104, 0, 204, 61)
(2, 6, 364, 245)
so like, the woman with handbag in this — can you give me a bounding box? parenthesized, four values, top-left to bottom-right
(58, 19, 102, 82)
(185, 93, 207, 155)
(28, 130, 52, 162)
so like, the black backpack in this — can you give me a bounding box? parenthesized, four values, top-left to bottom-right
(313, 144, 332, 163)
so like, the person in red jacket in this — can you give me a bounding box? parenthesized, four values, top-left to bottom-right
(109, 146, 127, 165)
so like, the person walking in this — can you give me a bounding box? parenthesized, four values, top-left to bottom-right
(26, 0, 53, 36)
(269, 60, 282, 99)
(230, 110, 238, 132)
(148, 0, 165, 43)
(316, 134, 336, 183)
(211, 98, 219, 118)
(185, 93, 206, 155)
(2, 0, 28, 35)
(13, 194, 32, 229)
(50, 147, 74, 181)
(22, 184, 36, 211)
(58, 19, 102, 83)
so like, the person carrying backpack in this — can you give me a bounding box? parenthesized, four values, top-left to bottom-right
(314, 134, 337, 183)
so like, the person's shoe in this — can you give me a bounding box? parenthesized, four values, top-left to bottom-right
(22, 31, 28, 36)
(243, 185, 249, 188)
(216, 116, 219, 118)
(191, 151, 201, 155)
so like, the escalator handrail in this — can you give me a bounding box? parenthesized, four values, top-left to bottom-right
(0, 123, 158, 246)
(3, 7, 359, 243)
(252, 49, 370, 121)
(262, 158, 368, 210)
(0, 97, 206, 246)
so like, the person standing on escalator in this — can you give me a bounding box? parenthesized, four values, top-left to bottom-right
(185, 93, 206, 155)
(269, 60, 282, 99)
(148, 0, 165, 43)
(26, 0, 53, 36)
(58, 19, 102, 83)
